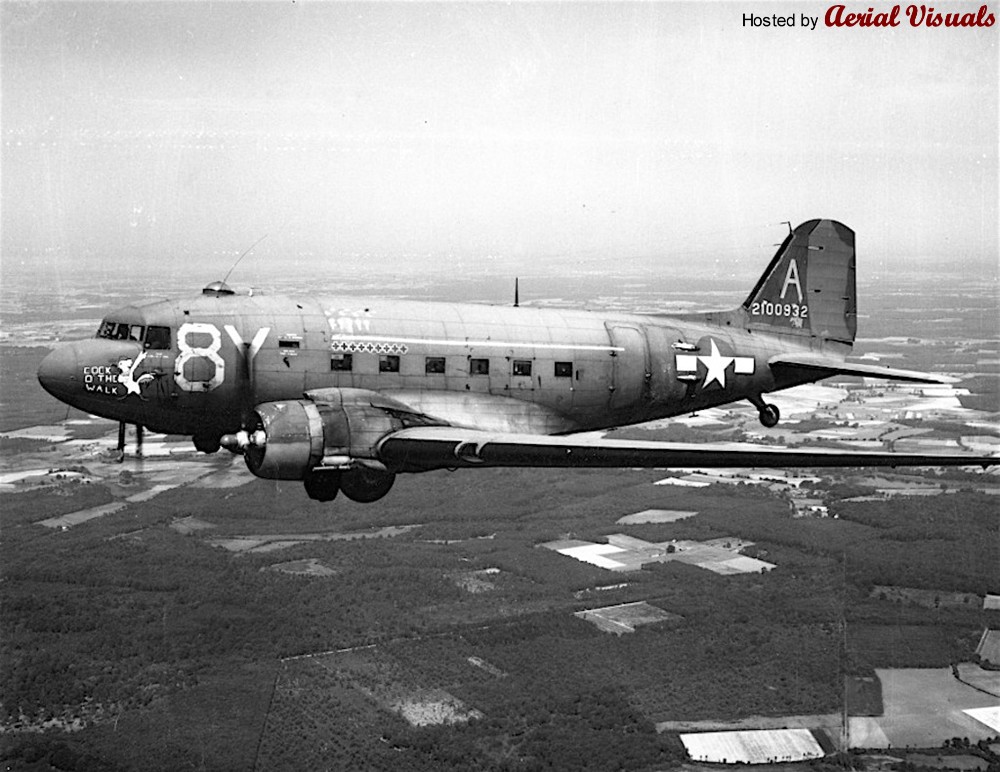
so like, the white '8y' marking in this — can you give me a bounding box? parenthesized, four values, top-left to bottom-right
(175, 323, 225, 391)
(175, 323, 272, 392)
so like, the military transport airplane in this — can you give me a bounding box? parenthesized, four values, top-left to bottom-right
(37, 220, 994, 503)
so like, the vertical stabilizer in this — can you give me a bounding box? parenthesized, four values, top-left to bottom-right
(743, 219, 856, 347)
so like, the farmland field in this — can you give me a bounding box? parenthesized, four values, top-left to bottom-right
(681, 728, 825, 764)
(849, 669, 1000, 748)
(2, 270, 998, 770)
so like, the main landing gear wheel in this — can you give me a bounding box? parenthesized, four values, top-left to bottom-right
(340, 467, 396, 503)
(193, 433, 221, 454)
(759, 403, 780, 428)
(304, 470, 341, 502)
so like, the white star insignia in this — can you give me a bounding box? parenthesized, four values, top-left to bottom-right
(675, 339, 755, 389)
(699, 339, 734, 388)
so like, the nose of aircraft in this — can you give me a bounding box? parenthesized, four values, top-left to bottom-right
(37, 344, 79, 400)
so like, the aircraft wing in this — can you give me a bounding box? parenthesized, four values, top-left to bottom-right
(377, 426, 994, 473)
(769, 352, 956, 384)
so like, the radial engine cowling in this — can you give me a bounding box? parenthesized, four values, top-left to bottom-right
(239, 388, 410, 481)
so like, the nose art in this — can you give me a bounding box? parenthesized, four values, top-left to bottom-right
(37, 344, 78, 398)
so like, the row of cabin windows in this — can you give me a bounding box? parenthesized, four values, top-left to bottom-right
(331, 354, 574, 378)
(97, 321, 171, 350)
(92, 323, 576, 379)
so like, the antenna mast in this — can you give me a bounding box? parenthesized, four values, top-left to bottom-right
(223, 234, 269, 285)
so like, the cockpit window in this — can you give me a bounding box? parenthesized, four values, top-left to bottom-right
(97, 321, 143, 341)
(144, 326, 171, 350)
(96, 321, 170, 349)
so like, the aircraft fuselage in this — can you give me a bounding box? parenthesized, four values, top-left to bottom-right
(38, 289, 814, 441)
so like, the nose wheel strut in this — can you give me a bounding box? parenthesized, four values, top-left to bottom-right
(748, 395, 780, 428)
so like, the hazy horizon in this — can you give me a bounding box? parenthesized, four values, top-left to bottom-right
(2, 2, 997, 284)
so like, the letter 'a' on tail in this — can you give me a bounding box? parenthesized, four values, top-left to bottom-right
(743, 220, 856, 351)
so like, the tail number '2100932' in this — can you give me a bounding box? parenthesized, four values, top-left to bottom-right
(750, 301, 808, 318)
(174, 322, 270, 392)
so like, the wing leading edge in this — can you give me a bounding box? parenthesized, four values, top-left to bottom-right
(378, 426, 995, 474)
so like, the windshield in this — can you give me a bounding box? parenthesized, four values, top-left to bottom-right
(97, 321, 171, 350)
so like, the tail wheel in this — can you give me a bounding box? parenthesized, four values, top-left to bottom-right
(759, 403, 780, 428)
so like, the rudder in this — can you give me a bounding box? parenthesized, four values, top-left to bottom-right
(743, 219, 856, 347)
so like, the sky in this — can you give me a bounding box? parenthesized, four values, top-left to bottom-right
(1, 1, 997, 283)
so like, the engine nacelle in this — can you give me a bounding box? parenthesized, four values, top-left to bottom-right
(238, 389, 411, 481)
(242, 400, 330, 480)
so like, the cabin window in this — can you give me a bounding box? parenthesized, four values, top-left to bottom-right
(470, 358, 489, 376)
(278, 338, 301, 349)
(379, 355, 400, 373)
(554, 361, 573, 377)
(331, 354, 353, 372)
(425, 356, 445, 374)
(144, 326, 171, 350)
(512, 360, 532, 377)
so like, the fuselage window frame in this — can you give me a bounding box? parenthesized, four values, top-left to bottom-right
(469, 358, 490, 376)
(512, 360, 532, 377)
(331, 353, 353, 372)
(554, 361, 573, 378)
(425, 356, 446, 374)
(379, 354, 400, 373)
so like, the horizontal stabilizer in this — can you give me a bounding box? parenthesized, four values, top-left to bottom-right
(378, 426, 993, 474)
(769, 353, 956, 384)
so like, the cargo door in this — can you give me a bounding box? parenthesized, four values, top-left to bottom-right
(606, 324, 650, 409)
